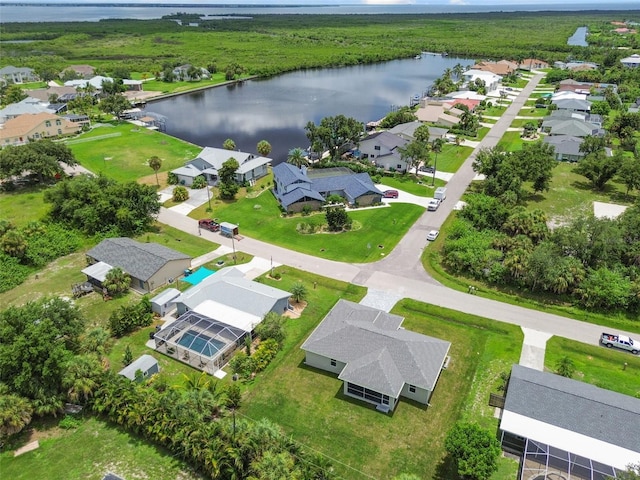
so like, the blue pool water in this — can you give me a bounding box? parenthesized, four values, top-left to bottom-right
(183, 267, 215, 285)
(177, 330, 225, 358)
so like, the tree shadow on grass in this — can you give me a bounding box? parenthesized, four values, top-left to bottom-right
(433, 453, 460, 480)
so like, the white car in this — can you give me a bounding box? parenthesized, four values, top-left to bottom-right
(427, 198, 440, 211)
(426, 230, 439, 241)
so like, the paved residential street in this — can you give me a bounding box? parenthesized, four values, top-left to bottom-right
(158, 74, 637, 355)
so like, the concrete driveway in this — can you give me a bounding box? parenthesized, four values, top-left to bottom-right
(158, 186, 213, 215)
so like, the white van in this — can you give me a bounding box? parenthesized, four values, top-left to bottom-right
(435, 187, 447, 201)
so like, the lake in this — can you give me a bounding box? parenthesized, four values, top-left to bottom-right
(146, 54, 474, 163)
(568, 26, 589, 46)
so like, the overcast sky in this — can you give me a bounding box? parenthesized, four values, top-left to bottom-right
(3, 0, 640, 4)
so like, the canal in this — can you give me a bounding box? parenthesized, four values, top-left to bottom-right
(147, 54, 475, 163)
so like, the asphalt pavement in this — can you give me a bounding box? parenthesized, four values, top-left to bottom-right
(157, 75, 638, 350)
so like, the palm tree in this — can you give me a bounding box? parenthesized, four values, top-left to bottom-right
(453, 63, 465, 80)
(148, 155, 162, 186)
(290, 282, 307, 303)
(430, 138, 444, 186)
(287, 148, 308, 168)
(63, 354, 103, 403)
(0, 394, 33, 437)
(104, 267, 130, 296)
(414, 124, 430, 144)
(256, 140, 272, 157)
(80, 326, 111, 357)
(1, 229, 27, 259)
(223, 138, 236, 150)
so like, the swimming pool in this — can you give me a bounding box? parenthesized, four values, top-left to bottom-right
(177, 330, 226, 358)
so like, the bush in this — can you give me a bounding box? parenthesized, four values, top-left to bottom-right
(172, 186, 189, 202)
(252, 338, 279, 372)
(58, 414, 82, 430)
(191, 175, 207, 189)
(255, 312, 286, 347)
(108, 299, 153, 337)
(167, 172, 178, 185)
(0, 253, 30, 293)
(229, 351, 255, 380)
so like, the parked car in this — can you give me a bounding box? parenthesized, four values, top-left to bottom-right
(601, 332, 639, 354)
(427, 198, 440, 211)
(198, 219, 220, 232)
(426, 230, 439, 241)
(383, 190, 399, 199)
(419, 165, 435, 173)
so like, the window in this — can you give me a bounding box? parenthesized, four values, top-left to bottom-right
(397, 164, 402, 170)
(45, 120, 51, 127)
(330, 358, 337, 367)
(409, 385, 416, 393)
(374, 145, 381, 150)
(58, 129, 62, 135)
(56, 120, 61, 125)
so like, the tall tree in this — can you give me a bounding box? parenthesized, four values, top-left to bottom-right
(62, 354, 103, 403)
(618, 157, 640, 197)
(0, 393, 33, 438)
(99, 93, 131, 118)
(398, 140, 430, 175)
(414, 124, 431, 144)
(430, 138, 444, 185)
(257, 140, 272, 157)
(445, 423, 501, 480)
(287, 147, 308, 168)
(305, 115, 363, 161)
(218, 157, 240, 200)
(574, 150, 623, 191)
(148, 155, 162, 186)
(223, 138, 236, 151)
(0, 140, 77, 183)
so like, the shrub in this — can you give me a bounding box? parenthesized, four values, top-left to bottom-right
(301, 205, 312, 216)
(229, 351, 255, 380)
(173, 186, 189, 202)
(191, 175, 207, 189)
(58, 414, 82, 430)
(252, 339, 279, 372)
(108, 299, 153, 337)
(255, 312, 286, 347)
(167, 172, 178, 185)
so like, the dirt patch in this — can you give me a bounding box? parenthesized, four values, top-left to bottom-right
(284, 301, 307, 319)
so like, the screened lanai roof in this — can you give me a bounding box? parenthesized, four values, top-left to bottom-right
(154, 310, 245, 358)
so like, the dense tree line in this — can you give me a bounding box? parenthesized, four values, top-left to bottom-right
(44, 174, 160, 236)
(0, 140, 77, 184)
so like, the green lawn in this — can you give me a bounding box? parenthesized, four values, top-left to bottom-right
(134, 223, 219, 258)
(0, 416, 201, 480)
(483, 105, 508, 117)
(141, 72, 230, 94)
(525, 162, 637, 220)
(436, 144, 474, 172)
(188, 189, 425, 263)
(66, 123, 202, 182)
(518, 106, 549, 117)
(0, 186, 50, 226)
(242, 290, 522, 480)
(497, 131, 526, 152)
(544, 336, 640, 397)
(379, 175, 446, 196)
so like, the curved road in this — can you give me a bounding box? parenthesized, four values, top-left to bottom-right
(159, 74, 637, 348)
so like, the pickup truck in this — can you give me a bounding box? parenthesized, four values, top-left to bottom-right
(198, 219, 220, 232)
(601, 333, 640, 354)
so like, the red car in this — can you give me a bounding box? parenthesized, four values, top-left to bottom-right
(198, 219, 220, 232)
(383, 190, 399, 199)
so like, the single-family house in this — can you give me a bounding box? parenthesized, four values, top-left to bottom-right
(0, 66, 38, 84)
(171, 64, 211, 81)
(64, 75, 114, 90)
(171, 147, 271, 187)
(0, 96, 57, 124)
(388, 121, 449, 141)
(63, 65, 96, 79)
(0, 112, 80, 146)
(272, 163, 382, 213)
(552, 98, 592, 113)
(301, 299, 451, 412)
(621, 53, 640, 68)
(541, 118, 602, 137)
(629, 97, 640, 113)
(118, 355, 160, 381)
(542, 135, 585, 162)
(544, 109, 603, 127)
(462, 69, 502, 92)
(84, 238, 191, 293)
(415, 99, 462, 127)
(500, 364, 640, 480)
(154, 267, 292, 374)
(358, 131, 409, 171)
(518, 58, 549, 70)
(24, 86, 79, 103)
(472, 60, 517, 76)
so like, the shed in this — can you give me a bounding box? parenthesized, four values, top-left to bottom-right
(150, 288, 180, 316)
(118, 354, 159, 381)
(220, 222, 239, 238)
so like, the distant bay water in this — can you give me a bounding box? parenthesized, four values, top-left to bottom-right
(0, 3, 639, 23)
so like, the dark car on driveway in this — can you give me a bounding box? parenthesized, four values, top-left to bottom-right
(198, 219, 220, 232)
(383, 190, 399, 198)
(419, 165, 435, 173)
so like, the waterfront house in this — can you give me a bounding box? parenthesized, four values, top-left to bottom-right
(461, 69, 502, 93)
(359, 131, 409, 172)
(171, 64, 211, 81)
(388, 121, 449, 141)
(0, 112, 80, 146)
(272, 163, 382, 213)
(301, 300, 451, 412)
(621, 53, 640, 68)
(171, 147, 271, 187)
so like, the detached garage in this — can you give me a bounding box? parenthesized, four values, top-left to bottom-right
(150, 288, 180, 316)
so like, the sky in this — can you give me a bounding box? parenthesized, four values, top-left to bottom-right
(3, 0, 640, 4)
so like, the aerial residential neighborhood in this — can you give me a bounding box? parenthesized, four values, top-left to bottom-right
(0, 6, 639, 480)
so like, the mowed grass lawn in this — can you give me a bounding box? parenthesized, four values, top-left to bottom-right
(0, 416, 201, 480)
(189, 189, 425, 263)
(66, 123, 202, 182)
(0, 186, 50, 226)
(242, 289, 522, 480)
(544, 337, 640, 398)
(378, 175, 445, 196)
(525, 162, 638, 220)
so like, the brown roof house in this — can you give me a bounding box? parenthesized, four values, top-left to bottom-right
(472, 60, 517, 76)
(0, 112, 80, 147)
(63, 65, 96, 79)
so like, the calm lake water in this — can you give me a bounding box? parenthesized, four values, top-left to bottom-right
(568, 26, 589, 46)
(146, 54, 474, 163)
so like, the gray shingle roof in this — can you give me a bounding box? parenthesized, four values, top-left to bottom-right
(311, 172, 382, 203)
(118, 354, 158, 380)
(301, 300, 450, 397)
(175, 267, 291, 317)
(543, 135, 584, 156)
(273, 162, 311, 188)
(276, 187, 325, 209)
(504, 364, 640, 453)
(86, 238, 190, 282)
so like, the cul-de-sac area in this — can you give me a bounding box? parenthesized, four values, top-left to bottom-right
(0, 9, 640, 480)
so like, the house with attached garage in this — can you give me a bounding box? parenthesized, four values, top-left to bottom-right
(83, 238, 191, 293)
(500, 364, 640, 480)
(301, 300, 451, 412)
(358, 131, 409, 172)
(0, 112, 80, 146)
(388, 121, 449, 142)
(172, 147, 271, 187)
(272, 163, 382, 213)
